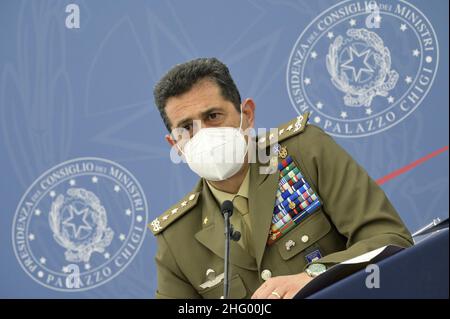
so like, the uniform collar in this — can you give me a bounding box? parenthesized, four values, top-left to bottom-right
(194, 177, 257, 271)
(205, 167, 250, 204)
(194, 156, 278, 271)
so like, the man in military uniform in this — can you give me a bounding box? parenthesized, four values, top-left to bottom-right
(149, 58, 413, 299)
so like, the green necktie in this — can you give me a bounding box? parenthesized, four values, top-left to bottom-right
(232, 195, 254, 257)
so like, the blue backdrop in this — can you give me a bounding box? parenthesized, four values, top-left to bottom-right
(0, 0, 448, 298)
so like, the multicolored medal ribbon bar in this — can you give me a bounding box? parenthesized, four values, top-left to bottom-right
(267, 148, 322, 245)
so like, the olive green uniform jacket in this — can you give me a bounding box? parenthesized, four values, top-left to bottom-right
(149, 113, 413, 299)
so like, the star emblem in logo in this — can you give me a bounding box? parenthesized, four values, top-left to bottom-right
(62, 205, 93, 239)
(341, 46, 374, 82)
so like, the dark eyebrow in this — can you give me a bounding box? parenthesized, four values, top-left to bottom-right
(200, 106, 223, 118)
(173, 106, 224, 129)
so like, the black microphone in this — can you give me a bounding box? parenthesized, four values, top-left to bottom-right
(220, 200, 241, 299)
(221, 200, 241, 241)
(221, 199, 234, 217)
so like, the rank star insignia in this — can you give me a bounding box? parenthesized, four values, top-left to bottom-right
(203, 217, 208, 225)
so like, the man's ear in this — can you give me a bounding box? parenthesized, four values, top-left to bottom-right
(165, 133, 176, 147)
(242, 98, 256, 128)
(166, 133, 184, 157)
(164, 134, 186, 156)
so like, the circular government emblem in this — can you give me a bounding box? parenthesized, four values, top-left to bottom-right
(12, 157, 148, 292)
(287, 0, 438, 137)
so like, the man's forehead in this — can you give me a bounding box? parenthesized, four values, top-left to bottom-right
(167, 80, 221, 108)
(166, 81, 227, 124)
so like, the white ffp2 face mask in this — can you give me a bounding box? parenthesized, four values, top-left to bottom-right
(179, 108, 248, 181)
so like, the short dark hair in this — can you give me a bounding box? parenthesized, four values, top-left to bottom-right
(153, 57, 241, 131)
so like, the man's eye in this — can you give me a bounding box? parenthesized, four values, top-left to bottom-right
(183, 123, 192, 131)
(208, 113, 219, 120)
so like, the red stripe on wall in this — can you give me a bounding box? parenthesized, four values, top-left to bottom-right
(376, 146, 449, 185)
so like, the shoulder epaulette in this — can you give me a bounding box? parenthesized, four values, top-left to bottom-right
(257, 111, 310, 149)
(148, 191, 200, 235)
